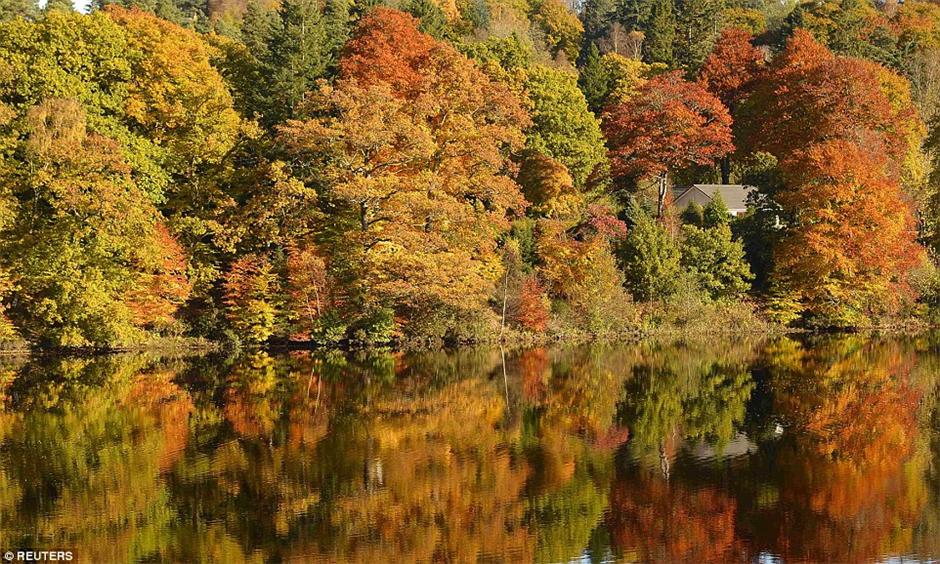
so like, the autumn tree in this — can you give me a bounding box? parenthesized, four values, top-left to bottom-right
(516, 151, 578, 217)
(600, 52, 667, 103)
(775, 141, 923, 324)
(125, 223, 193, 330)
(509, 275, 551, 331)
(285, 243, 343, 343)
(107, 6, 243, 184)
(742, 30, 920, 168)
(279, 9, 529, 339)
(223, 254, 279, 345)
(532, 0, 583, 62)
(0, 9, 271, 343)
(536, 219, 633, 333)
(0, 104, 13, 341)
(698, 28, 765, 111)
(603, 71, 733, 216)
(0, 99, 190, 346)
(0, 274, 13, 341)
(525, 65, 607, 189)
(697, 28, 765, 183)
(338, 7, 438, 93)
(744, 31, 926, 324)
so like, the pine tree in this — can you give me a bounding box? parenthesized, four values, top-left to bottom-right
(323, 0, 353, 55)
(680, 221, 752, 300)
(702, 194, 729, 228)
(581, 0, 617, 49)
(236, 0, 278, 121)
(241, 0, 276, 59)
(619, 206, 682, 301)
(578, 44, 611, 113)
(644, 0, 674, 66)
(674, 0, 725, 71)
(403, 0, 450, 39)
(616, 0, 653, 32)
(266, 0, 331, 123)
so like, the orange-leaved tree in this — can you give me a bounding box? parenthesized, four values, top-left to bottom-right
(278, 8, 529, 337)
(125, 222, 192, 330)
(222, 254, 279, 345)
(743, 30, 926, 324)
(775, 140, 923, 322)
(697, 28, 765, 183)
(742, 30, 920, 170)
(339, 7, 438, 95)
(602, 71, 733, 217)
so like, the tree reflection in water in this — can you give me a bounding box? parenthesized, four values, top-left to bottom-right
(0, 335, 939, 562)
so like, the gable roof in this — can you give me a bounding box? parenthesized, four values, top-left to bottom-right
(673, 184, 754, 212)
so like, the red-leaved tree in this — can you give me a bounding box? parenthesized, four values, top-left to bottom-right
(697, 28, 765, 183)
(603, 71, 733, 217)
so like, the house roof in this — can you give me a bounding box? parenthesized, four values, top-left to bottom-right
(673, 184, 754, 212)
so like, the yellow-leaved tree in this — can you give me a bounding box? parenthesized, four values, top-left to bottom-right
(278, 8, 530, 340)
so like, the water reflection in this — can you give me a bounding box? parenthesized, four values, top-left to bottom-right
(0, 336, 939, 562)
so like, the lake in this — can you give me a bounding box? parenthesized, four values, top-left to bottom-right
(1, 335, 940, 562)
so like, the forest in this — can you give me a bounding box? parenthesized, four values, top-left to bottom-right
(0, 0, 939, 349)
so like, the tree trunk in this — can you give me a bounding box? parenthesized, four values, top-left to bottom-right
(656, 173, 668, 218)
(499, 267, 509, 340)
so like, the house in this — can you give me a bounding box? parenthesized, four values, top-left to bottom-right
(672, 184, 755, 217)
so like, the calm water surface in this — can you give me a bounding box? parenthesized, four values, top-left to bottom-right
(2, 335, 940, 562)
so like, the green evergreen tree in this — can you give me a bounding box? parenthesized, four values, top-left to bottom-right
(265, 0, 331, 124)
(616, 0, 653, 32)
(680, 222, 753, 299)
(644, 0, 674, 66)
(580, 0, 616, 49)
(241, 0, 276, 57)
(680, 201, 705, 226)
(403, 0, 450, 39)
(702, 194, 729, 228)
(323, 0, 353, 54)
(578, 43, 611, 113)
(234, 0, 277, 120)
(619, 206, 681, 301)
(674, 0, 724, 71)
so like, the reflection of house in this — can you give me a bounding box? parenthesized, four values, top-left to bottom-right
(673, 184, 755, 217)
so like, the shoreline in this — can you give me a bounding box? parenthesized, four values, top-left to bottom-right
(1, 321, 934, 358)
